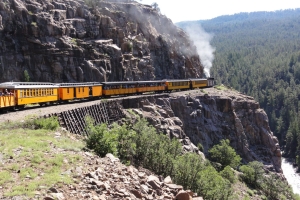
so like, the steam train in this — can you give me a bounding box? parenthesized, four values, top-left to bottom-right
(0, 78, 214, 110)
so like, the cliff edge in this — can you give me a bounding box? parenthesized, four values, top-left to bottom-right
(123, 87, 282, 172)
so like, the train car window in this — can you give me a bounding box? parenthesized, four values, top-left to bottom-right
(67, 88, 69, 93)
(20, 90, 23, 97)
(83, 87, 84, 92)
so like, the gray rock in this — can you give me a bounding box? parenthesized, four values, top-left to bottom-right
(0, 0, 203, 82)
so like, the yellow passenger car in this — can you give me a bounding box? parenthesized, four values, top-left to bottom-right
(0, 82, 58, 107)
(136, 81, 166, 93)
(90, 83, 102, 98)
(102, 82, 137, 96)
(165, 79, 191, 91)
(0, 85, 15, 109)
(58, 82, 101, 101)
(190, 78, 208, 89)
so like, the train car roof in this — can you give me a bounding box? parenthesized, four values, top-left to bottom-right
(57, 82, 102, 87)
(0, 82, 59, 89)
(101, 81, 137, 85)
(189, 78, 207, 81)
(164, 79, 190, 82)
(136, 80, 165, 83)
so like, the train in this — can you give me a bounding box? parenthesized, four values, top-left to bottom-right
(0, 78, 214, 110)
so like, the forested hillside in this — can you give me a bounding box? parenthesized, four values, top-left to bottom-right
(178, 9, 300, 166)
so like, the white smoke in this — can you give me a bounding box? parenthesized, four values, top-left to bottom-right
(185, 25, 215, 77)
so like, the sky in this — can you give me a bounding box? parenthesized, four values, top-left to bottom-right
(140, 0, 300, 23)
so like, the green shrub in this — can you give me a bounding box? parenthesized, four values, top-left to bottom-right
(85, 122, 118, 157)
(197, 166, 233, 199)
(209, 139, 241, 170)
(110, 123, 136, 163)
(173, 153, 205, 190)
(24, 70, 30, 82)
(247, 189, 254, 196)
(132, 118, 182, 176)
(220, 166, 236, 183)
(197, 143, 204, 152)
(85, 115, 136, 159)
(24, 116, 59, 130)
(261, 195, 267, 200)
(240, 161, 264, 188)
(240, 164, 255, 186)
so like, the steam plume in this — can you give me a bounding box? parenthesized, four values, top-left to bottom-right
(185, 25, 215, 77)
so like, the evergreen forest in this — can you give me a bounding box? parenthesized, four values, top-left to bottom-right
(177, 9, 300, 167)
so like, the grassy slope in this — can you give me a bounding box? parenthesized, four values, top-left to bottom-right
(0, 121, 84, 198)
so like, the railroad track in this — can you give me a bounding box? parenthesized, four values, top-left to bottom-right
(41, 101, 126, 135)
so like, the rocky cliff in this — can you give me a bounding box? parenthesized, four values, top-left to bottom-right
(0, 0, 203, 82)
(122, 88, 282, 172)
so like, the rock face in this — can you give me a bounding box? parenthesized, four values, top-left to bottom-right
(0, 0, 203, 82)
(122, 88, 282, 172)
(49, 153, 201, 200)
